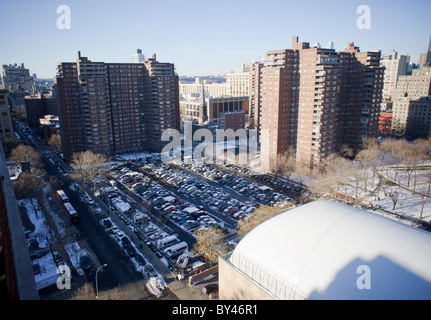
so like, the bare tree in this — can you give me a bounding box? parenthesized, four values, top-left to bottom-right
(71, 150, 110, 192)
(97, 285, 132, 300)
(192, 226, 228, 263)
(1, 137, 22, 155)
(355, 147, 380, 193)
(379, 138, 405, 182)
(361, 136, 379, 151)
(272, 147, 296, 180)
(73, 283, 130, 300)
(309, 170, 337, 200)
(416, 183, 429, 220)
(410, 142, 429, 193)
(425, 171, 431, 196)
(12, 168, 46, 198)
(48, 133, 61, 152)
(388, 185, 400, 210)
(11, 105, 27, 120)
(339, 144, 355, 159)
(317, 154, 356, 203)
(236, 205, 282, 237)
(8, 144, 43, 168)
(73, 282, 95, 300)
(295, 161, 312, 186)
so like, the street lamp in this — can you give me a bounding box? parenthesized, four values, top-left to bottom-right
(95, 264, 107, 299)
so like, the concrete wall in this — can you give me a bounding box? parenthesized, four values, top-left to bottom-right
(0, 142, 39, 299)
(188, 265, 218, 286)
(218, 256, 274, 300)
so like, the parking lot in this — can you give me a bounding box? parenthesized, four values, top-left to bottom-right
(64, 153, 306, 293)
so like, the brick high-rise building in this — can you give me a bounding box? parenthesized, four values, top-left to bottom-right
(255, 37, 384, 171)
(142, 54, 181, 151)
(293, 37, 341, 168)
(55, 52, 179, 160)
(338, 42, 384, 147)
(248, 60, 262, 131)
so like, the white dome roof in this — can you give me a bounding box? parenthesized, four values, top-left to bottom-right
(229, 200, 431, 299)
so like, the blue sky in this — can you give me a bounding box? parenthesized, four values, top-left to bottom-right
(0, 0, 430, 78)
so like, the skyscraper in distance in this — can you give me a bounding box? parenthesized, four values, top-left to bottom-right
(418, 34, 431, 66)
(132, 49, 145, 63)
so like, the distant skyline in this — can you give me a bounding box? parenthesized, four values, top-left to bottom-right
(0, 0, 430, 79)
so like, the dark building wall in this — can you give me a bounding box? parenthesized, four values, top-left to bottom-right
(25, 97, 59, 130)
(0, 142, 38, 299)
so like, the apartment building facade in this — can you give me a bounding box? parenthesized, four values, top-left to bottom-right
(393, 66, 431, 100)
(380, 50, 409, 101)
(179, 77, 227, 99)
(1, 63, 34, 93)
(248, 61, 262, 130)
(258, 48, 300, 170)
(379, 112, 393, 134)
(226, 64, 250, 97)
(0, 90, 14, 139)
(220, 111, 246, 131)
(255, 37, 384, 171)
(344, 43, 384, 139)
(392, 96, 431, 138)
(56, 52, 179, 160)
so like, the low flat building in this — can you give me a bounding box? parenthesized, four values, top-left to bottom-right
(24, 94, 59, 130)
(180, 95, 249, 125)
(38, 115, 60, 142)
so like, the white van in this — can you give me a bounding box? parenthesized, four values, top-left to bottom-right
(157, 235, 179, 250)
(163, 241, 188, 259)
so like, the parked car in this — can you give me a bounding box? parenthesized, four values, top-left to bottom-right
(124, 244, 137, 257)
(121, 236, 132, 247)
(145, 264, 157, 277)
(90, 203, 102, 214)
(79, 255, 93, 270)
(102, 218, 113, 229)
(134, 254, 147, 266)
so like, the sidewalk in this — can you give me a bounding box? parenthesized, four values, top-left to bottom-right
(168, 278, 209, 300)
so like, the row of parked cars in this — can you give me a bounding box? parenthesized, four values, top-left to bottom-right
(100, 216, 158, 278)
(138, 177, 225, 234)
(67, 176, 161, 279)
(142, 161, 258, 222)
(106, 164, 209, 267)
(69, 181, 103, 215)
(180, 161, 293, 210)
(256, 174, 306, 195)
